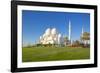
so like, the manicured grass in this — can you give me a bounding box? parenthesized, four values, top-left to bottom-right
(22, 46, 90, 62)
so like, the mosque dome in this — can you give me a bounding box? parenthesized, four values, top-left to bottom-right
(43, 34, 45, 37)
(45, 28, 51, 36)
(58, 34, 62, 38)
(51, 28, 57, 35)
(39, 27, 64, 45)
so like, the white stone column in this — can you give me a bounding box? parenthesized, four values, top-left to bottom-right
(68, 20, 71, 44)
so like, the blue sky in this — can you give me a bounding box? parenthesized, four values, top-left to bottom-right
(22, 10, 90, 46)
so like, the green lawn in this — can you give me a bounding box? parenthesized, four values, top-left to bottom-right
(22, 46, 90, 62)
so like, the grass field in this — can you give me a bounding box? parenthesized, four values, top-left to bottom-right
(22, 46, 90, 62)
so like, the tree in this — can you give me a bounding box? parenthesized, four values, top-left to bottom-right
(75, 40, 80, 45)
(63, 36, 68, 46)
(72, 40, 80, 47)
(80, 32, 90, 47)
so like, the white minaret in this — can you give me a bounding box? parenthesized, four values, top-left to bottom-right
(82, 26, 84, 37)
(68, 20, 71, 41)
(81, 26, 84, 44)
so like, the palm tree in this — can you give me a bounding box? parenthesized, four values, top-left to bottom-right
(81, 32, 90, 46)
(63, 36, 68, 46)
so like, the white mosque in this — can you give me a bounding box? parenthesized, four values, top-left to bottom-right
(38, 20, 89, 46)
(39, 20, 71, 45)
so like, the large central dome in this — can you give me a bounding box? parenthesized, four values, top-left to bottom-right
(51, 28, 57, 35)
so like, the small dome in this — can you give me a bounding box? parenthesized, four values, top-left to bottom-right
(45, 28, 51, 36)
(51, 28, 57, 35)
(43, 33, 46, 38)
(58, 34, 62, 38)
(40, 36, 42, 40)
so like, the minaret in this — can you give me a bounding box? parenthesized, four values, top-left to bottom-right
(68, 20, 71, 41)
(82, 26, 84, 37)
(81, 26, 84, 44)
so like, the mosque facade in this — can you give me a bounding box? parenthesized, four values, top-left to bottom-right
(38, 20, 89, 45)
